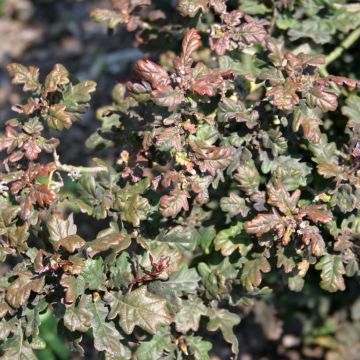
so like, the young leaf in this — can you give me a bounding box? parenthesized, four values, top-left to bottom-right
(160, 189, 190, 218)
(6, 63, 40, 92)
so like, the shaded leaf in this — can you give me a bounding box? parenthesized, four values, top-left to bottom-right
(207, 304, 241, 355)
(220, 192, 249, 217)
(315, 254, 346, 292)
(240, 254, 271, 291)
(174, 298, 207, 333)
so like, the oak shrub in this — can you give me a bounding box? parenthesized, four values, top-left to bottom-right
(1, 0, 360, 359)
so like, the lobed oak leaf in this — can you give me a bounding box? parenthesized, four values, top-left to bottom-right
(6, 273, 45, 308)
(6, 63, 40, 92)
(293, 105, 322, 144)
(47, 105, 72, 131)
(160, 188, 190, 218)
(135, 59, 170, 89)
(241, 254, 271, 291)
(267, 181, 300, 216)
(54, 234, 86, 253)
(43, 64, 70, 96)
(105, 286, 172, 335)
(30, 184, 56, 207)
(315, 254, 346, 292)
(300, 204, 332, 224)
(23, 139, 41, 161)
(175, 28, 202, 71)
(192, 143, 234, 176)
(151, 87, 185, 110)
(306, 87, 338, 112)
(235, 22, 267, 46)
(267, 79, 300, 110)
(301, 226, 325, 257)
(244, 211, 282, 236)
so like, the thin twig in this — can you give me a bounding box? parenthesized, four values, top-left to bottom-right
(53, 150, 107, 174)
(319, 26, 360, 76)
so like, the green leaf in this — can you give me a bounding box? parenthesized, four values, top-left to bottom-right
(150, 263, 201, 297)
(315, 254, 346, 292)
(109, 252, 133, 288)
(241, 254, 271, 291)
(207, 304, 241, 355)
(174, 298, 207, 333)
(342, 94, 360, 132)
(105, 286, 172, 335)
(220, 192, 249, 217)
(135, 327, 175, 360)
(82, 258, 106, 291)
(62, 80, 97, 106)
(197, 226, 216, 254)
(215, 222, 253, 256)
(46, 105, 72, 131)
(47, 213, 77, 244)
(234, 160, 261, 195)
(122, 195, 151, 226)
(91, 8, 127, 29)
(187, 336, 212, 360)
(64, 295, 93, 333)
(89, 300, 131, 358)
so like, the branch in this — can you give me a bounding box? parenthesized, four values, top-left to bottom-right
(320, 26, 360, 76)
(53, 150, 108, 174)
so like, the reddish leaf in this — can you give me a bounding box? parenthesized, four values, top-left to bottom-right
(30, 184, 56, 207)
(23, 139, 41, 160)
(235, 22, 267, 46)
(267, 80, 300, 110)
(301, 226, 325, 257)
(6, 63, 40, 92)
(135, 59, 170, 89)
(160, 188, 190, 218)
(175, 28, 202, 71)
(306, 87, 338, 112)
(267, 182, 300, 216)
(326, 75, 358, 89)
(244, 211, 282, 236)
(192, 143, 234, 176)
(293, 105, 322, 144)
(151, 87, 185, 110)
(300, 204, 332, 224)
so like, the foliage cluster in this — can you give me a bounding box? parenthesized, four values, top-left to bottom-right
(1, 0, 360, 359)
